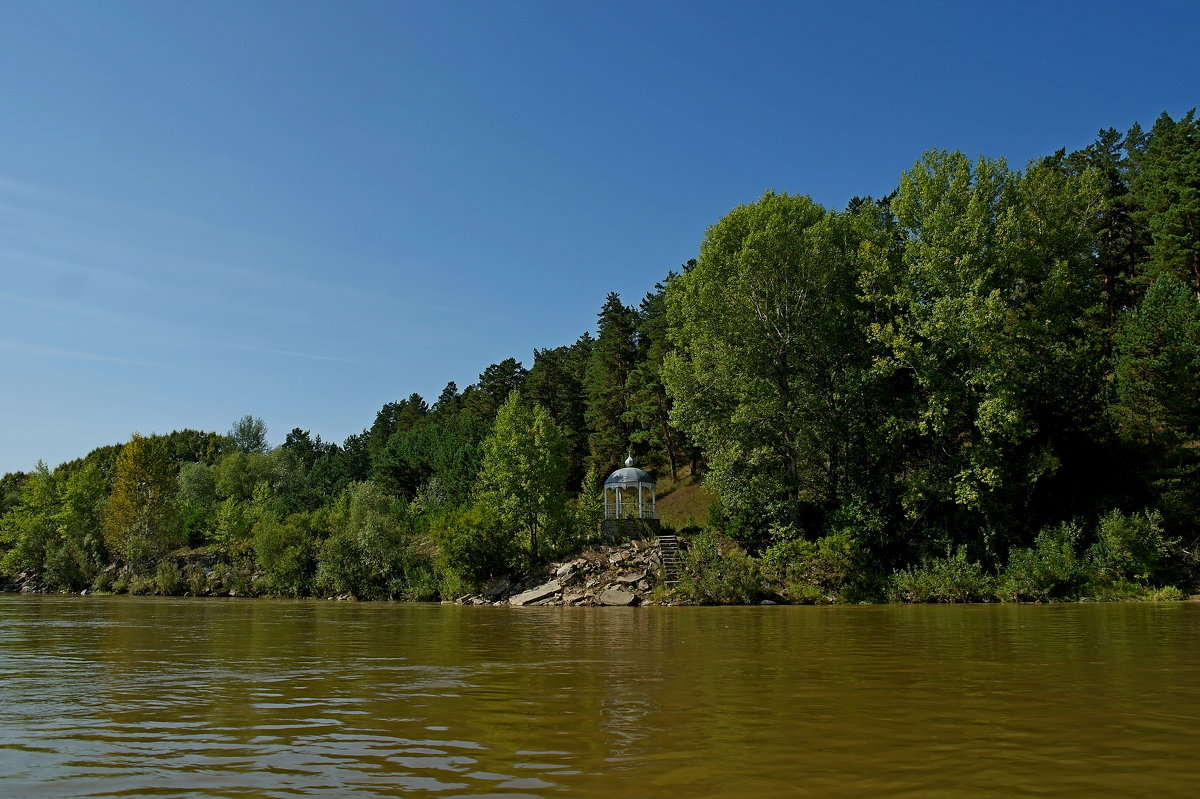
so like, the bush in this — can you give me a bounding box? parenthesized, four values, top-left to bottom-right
(1089, 509, 1172, 585)
(210, 561, 256, 597)
(91, 569, 114, 593)
(432, 503, 521, 595)
(154, 561, 184, 595)
(997, 522, 1089, 601)
(759, 529, 876, 603)
(127, 573, 156, 595)
(185, 563, 210, 596)
(889, 547, 993, 603)
(676, 531, 766, 604)
(253, 515, 315, 597)
(1149, 585, 1186, 602)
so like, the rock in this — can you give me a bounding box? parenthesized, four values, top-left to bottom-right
(616, 572, 647, 585)
(598, 588, 636, 606)
(509, 580, 562, 606)
(555, 562, 577, 582)
(760, 599, 777, 605)
(482, 575, 512, 600)
(609, 551, 630, 565)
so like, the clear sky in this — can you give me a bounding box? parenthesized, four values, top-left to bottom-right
(1, 0, 1197, 474)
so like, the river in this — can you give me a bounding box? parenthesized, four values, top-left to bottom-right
(2, 596, 1198, 797)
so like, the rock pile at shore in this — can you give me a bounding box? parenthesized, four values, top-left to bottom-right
(452, 538, 674, 607)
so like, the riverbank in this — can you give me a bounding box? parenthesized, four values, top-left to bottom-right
(6, 531, 1199, 607)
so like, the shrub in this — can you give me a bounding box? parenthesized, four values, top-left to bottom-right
(184, 563, 210, 596)
(996, 522, 1089, 601)
(154, 561, 184, 595)
(210, 561, 256, 597)
(1149, 585, 1186, 602)
(1089, 509, 1172, 585)
(889, 547, 994, 603)
(127, 574, 156, 595)
(759, 529, 876, 603)
(431, 503, 521, 595)
(676, 531, 766, 604)
(253, 515, 315, 597)
(91, 569, 114, 593)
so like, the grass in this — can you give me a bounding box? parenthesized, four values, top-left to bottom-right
(654, 466, 717, 530)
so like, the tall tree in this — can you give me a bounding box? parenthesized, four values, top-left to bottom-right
(625, 278, 690, 479)
(473, 393, 569, 563)
(527, 334, 592, 489)
(1129, 110, 1200, 293)
(103, 434, 181, 569)
(229, 415, 270, 455)
(584, 293, 639, 481)
(859, 152, 1107, 556)
(0, 462, 107, 589)
(664, 192, 876, 541)
(1112, 274, 1200, 528)
(466, 359, 529, 420)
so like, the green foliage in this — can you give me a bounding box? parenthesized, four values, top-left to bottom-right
(1129, 110, 1200, 291)
(474, 393, 570, 564)
(314, 482, 423, 600)
(676, 531, 766, 604)
(528, 337, 592, 489)
(432, 502, 521, 595)
(253, 513, 316, 597)
(1089, 509, 1172, 584)
(176, 462, 217, 546)
(860, 151, 1107, 554)
(0, 462, 108, 590)
(889, 547, 994, 603)
(625, 280, 691, 480)
(1149, 585, 1187, 602)
(1111, 275, 1200, 527)
(759, 529, 875, 602)
(664, 191, 879, 543)
(210, 497, 255, 556)
(154, 561, 184, 595)
(996, 522, 1089, 602)
(585, 293, 639, 477)
(229, 415, 269, 455)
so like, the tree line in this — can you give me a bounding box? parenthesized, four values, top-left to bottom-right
(3, 110, 1198, 602)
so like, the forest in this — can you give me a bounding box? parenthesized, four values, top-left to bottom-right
(3, 111, 1199, 604)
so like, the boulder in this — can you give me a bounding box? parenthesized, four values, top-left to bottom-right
(482, 575, 512, 600)
(509, 580, 562, 606)
(598, 588, 636, 606)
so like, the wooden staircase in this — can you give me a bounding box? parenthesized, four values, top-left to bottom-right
(657, 532, 683, 585)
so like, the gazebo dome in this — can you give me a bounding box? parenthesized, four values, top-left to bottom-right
(605, 455, 654, 487)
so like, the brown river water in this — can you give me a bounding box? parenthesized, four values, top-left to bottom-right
(2, 595, 1198, 798)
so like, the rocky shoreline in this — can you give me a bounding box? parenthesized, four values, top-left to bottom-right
(0, 537, 682, 604)
(450, 538, 676, 606)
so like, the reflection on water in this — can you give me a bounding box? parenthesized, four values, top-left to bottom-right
(2, 597, 1199, 797)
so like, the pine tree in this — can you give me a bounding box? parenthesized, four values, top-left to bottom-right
(584, 293, 638, 482)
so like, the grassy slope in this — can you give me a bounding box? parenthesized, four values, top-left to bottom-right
(653, 466, 717, 530)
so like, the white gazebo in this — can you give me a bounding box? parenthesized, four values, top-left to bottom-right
(603, 456, 656, 520)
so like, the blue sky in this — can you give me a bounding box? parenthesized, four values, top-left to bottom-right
(1, 0, 1197, 474)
